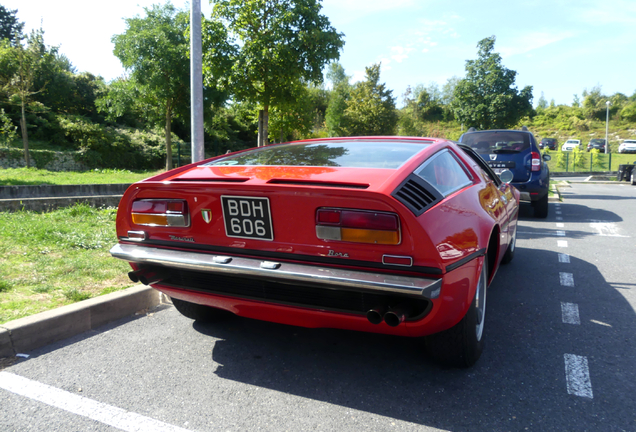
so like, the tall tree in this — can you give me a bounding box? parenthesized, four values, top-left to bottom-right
(342, 63, 397, 136)
(325, 62, 350, 136)
(0, 31, 51, 167)
(203, 0, 344, 146)
(112, 4, 191, 170)
(451, 36, 533, 129)
(0, 5, 23, 44)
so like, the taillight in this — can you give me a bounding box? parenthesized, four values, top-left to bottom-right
(316, 208, 401, 245)
(531, 151, 541, 172)
(131, 199, 190, 227)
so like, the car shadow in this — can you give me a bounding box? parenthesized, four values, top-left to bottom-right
(192, 248, 636, 431)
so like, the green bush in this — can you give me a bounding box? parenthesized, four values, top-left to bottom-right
(57, 115, 165, 169)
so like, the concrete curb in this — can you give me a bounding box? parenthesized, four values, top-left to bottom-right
(0, 285, 164, 359)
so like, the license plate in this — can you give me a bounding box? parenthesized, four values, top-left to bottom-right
(221, 196, 274, 241)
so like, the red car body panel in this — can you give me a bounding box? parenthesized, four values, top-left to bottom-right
(112, 137, 519, 339)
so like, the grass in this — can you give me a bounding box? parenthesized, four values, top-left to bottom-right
(544, 150, 636, 173)
(0, 203, 134, 324)
(0, 167, 163, 186)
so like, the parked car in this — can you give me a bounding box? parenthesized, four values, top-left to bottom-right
(618, 139, 636, 154)
(587, 138, 607, 152)
(458, 127, 551, 218)
(110, 137, 520, 368)
(561, 139, 581, 151)
(539, 138, 557, 150)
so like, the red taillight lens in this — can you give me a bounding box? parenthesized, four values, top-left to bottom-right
(131, 199, 190, 227)
(316, 208, 401, 245)
(531, 151, 541, 172)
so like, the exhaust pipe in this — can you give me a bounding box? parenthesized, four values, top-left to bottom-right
(128, 269, 147, 283)
(366, 306, 387, 325)
(138, 271, 165, 286)
(384, 306, 409, 327)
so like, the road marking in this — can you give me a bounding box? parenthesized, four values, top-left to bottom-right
(0, 372, 190, 432)
(556, 223, 564, 228)
(556, 211, 562, 215)
(556, 230, 566, 237)
(558, 253, 570, 263)
(560, 272, 574, 287)
(556, 216, 563, 221)
(561, 302, 581, 324)
(564, 354, 593, 399)
(589, 221, 628, 237)
(557, 240, 568, 247)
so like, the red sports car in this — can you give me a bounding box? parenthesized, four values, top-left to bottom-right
(110, 137, 519, 367)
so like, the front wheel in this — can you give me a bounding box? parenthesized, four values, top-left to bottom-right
(425, 257, 488, 368)
(171, 297, 233, 322)
(533, 193, 549, 218)
(631, 170, 636, 185)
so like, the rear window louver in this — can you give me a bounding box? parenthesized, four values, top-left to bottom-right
(392, 174, 443, 216)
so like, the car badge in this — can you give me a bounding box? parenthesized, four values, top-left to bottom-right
(201, 209, 212, 224)
(489, 154, 497, 161)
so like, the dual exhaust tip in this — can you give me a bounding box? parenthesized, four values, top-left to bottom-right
(128, 269, 165, 286)
(366, 306, 409, 327)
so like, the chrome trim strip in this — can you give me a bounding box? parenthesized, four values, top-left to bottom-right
(110, 243, 442, 299)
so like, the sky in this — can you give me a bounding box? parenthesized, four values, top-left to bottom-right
(4, 0, 636, 107)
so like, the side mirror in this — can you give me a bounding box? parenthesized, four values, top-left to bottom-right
(543, 154, 552, 161)
(498, 169, 513, 184)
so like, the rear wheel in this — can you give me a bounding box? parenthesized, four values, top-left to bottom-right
(533, 193, 549, 218)
(631, 171, 636, 185)
(171, 298, 233, 322)
(425, 257, 487, 368)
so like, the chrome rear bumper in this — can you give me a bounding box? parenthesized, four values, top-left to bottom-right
(110, 243, 442, 299)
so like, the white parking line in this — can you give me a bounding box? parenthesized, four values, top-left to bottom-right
(561, 302, 581, 324)
(560, 272, 575, 287)
(557, 240, 568, 248)
(556, 211, 562, 215)
(558, 253, 570, 263)
(0, 372, 191, 432)
(556, 223, 564, 228)
(564, 354, 593, 399)
(556, 216, 563, 221)
(556, 231, 566, 237)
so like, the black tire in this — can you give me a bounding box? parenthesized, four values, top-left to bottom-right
(171, 297, 233, 322)
(533, 193, 549, 218)
(425, 257, 487, 368)
(631, 170, 636, 185)
(501, 223, 516, 265)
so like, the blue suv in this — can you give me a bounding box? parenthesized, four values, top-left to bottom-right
(458, 127, 551, 218)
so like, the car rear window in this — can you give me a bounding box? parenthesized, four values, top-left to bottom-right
(460, 132, 530, 154)
(205, 140, 431, 169)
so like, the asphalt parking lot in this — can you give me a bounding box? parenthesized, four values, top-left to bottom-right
(1, 182, 635, 432)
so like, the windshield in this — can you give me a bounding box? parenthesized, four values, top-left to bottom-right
(204, 140, 430, 169)
(460, 132, 530, 154)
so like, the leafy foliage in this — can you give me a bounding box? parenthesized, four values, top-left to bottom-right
(0, 4, 23, 44)
(452, 36, 533, 129)
(203, 0, 344, 145)
(342, 64, 397, 136)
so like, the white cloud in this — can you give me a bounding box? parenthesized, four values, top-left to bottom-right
(389, 46, 414, 63)
(323, 0, 417, 14)
(499, 31, 576, 58)
(574, 0, 636, 25)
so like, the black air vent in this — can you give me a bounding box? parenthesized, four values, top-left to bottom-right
(392, 174, 442, 216)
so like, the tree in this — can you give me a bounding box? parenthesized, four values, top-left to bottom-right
(203, 0, 344, 146)
(112, 4, 191, 170)
(0, 5, 23, 44)
(325, 62, 350, 136)
(451, 36, 533, 129)
(537, 92, 548, 110)
(0, 31, 51, 167)
(342, 63, 397, 136)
